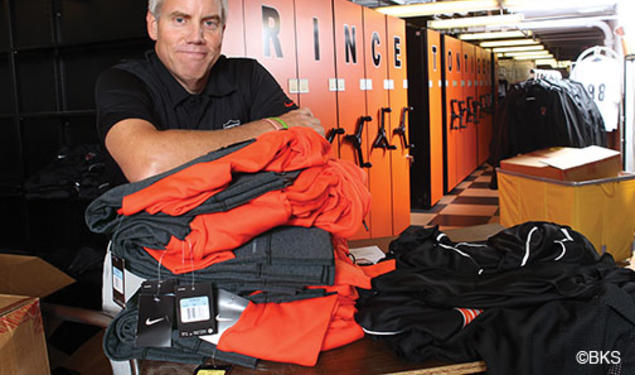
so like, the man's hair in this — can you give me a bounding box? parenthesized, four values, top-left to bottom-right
(148, 0, 228, 24)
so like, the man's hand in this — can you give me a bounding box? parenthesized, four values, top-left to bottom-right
(278, 107, 325, 137)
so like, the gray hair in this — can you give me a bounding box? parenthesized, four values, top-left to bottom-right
(148, 0, 228, 24)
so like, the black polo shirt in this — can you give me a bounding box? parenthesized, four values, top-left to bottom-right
(95, 50, 297, 184)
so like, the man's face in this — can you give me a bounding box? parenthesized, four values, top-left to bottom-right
(147, 0, 224, 92)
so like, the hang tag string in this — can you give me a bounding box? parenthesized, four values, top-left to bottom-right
(187, 239, 196, 289)
(155, 247, 168, 302)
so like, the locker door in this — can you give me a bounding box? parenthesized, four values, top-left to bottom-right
(222, 0, 245, 57)
(363, 8, 392, 238)
(461, 41, 478, 177)
(343, 9, 387, 237)
(386, 14, 410, 235)
(244, 0, 298, 103)
(477, 46, 491, 165)
(443, 35, 461, 191)
(427, 29, 444, 206)
(333, 0, 370, 239)
(294, 0, 338, 156)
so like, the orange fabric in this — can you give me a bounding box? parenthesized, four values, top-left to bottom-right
(216, 240, 397, 365)
(120, 127, 330, 216)
(217, 294, 339, 366)
(132, 131, 369, 274)
(359, 259, 396, 279)
(144, 192, 290, 273)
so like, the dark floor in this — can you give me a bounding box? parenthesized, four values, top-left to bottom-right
(411, 165, 499, 231)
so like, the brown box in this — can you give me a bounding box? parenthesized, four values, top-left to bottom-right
(499, 146, 621, 182)
(0, 254, 75, 375)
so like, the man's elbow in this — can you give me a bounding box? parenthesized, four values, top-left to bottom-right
(121, 157, 164, 183)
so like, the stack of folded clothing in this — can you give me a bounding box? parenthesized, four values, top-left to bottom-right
(86, 127, 395, 367)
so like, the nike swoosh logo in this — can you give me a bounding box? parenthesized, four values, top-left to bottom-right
(145, 316, 165, 326)
(284, 101, 295, 108)
(215, 314, 234, 323)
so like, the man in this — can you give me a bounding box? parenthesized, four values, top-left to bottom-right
(96, 2, 323, 372)
(96, 0, 323, 184)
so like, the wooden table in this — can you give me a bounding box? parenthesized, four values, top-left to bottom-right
(141, 338, 486, 375)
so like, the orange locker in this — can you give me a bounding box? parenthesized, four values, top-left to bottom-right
(362, 7, 393, 238)
(386, 15, 411, 235)
(244, 0, 298, 103)
(293, 0, 338, 156)
(333, 0, 371, 240)
(459, 41, 478, 181)
(222, 0, 245, 57)
(476, 46, 491, 165)
(442, 35, 462, 192)
(426, 29, 444, 207)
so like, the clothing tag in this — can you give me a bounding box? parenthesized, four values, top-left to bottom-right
(194, 365, 232, 375)
(111, 254, 125, 308)
(176, 283, 216, 337)
(349, 245, 386, 265)
(136, 288, 175, 347)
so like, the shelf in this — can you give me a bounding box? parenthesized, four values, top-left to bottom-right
(18, 110, 96, 119)
(14, 37, 152, 54)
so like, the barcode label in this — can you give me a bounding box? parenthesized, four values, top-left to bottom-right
(180, 296, 210, 323)
(112, 267, 124, 294)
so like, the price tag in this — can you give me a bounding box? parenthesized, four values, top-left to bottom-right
(194, 365, 232, 375)
(111, 254, 125, 308)
(176, 283, 216, 337)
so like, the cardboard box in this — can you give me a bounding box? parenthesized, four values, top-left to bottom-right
(499, 146, 621, 182)
(0, 254, 75, 375)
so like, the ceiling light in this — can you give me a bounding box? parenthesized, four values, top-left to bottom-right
(514, 16, 619, 30)
(503, 0, 616, 13)
(493, 45, 544, 53)
(376, 0, 501, 18)
(534, 58, 557, 67)
(428, 14, 524, 29)
(513, 54, 554, 60)
(459, 31, 532, 40)
(480, 39, 540, 47)
(503, 51, 551, 57)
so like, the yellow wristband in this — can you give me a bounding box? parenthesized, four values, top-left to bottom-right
(271, 117, 289, 130)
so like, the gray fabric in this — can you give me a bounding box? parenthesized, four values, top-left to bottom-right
(86, 140, 253, 234)
(111, 226, 336, 303)
(103, 297, 259, 368)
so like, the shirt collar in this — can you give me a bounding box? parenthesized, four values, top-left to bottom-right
(147, 51, 237, 108)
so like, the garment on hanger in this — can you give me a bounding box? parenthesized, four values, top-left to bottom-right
(489, 78, 606, 187)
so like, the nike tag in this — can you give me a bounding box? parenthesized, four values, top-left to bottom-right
(136, 279, 176, 348)
(175, 282, 216, 337)
(145, 316, 166, 326)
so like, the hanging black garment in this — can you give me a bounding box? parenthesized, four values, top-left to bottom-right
(356, 222, 635, 375)
(489, 78, 606, 188)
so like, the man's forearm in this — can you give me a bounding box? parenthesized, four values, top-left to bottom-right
(106, 107, 323, 182)
(106, 118, 276, 182)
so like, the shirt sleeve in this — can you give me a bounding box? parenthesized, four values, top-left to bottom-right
(95, 67, 157, 143)
(247, 61, 298, 121)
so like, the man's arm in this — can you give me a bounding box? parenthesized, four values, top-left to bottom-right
(105, 107, 322, 182)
